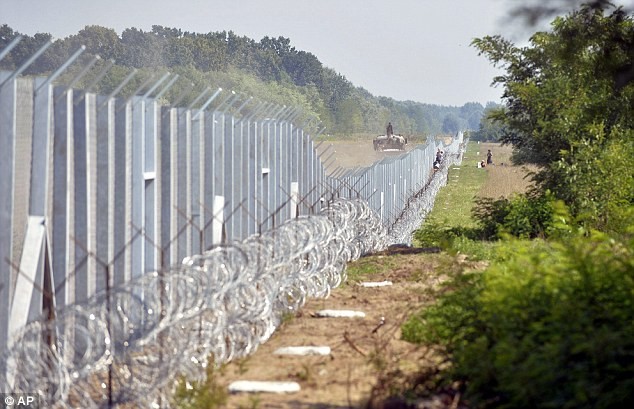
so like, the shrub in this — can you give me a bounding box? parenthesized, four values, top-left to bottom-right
(472, 192, 560, 239)
(404, 232, 634, 408)
(552, 131, 634, 236)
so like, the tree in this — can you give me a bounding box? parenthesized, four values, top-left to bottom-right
(459, 102, 485, 130)
(0, 22, 485, 140)
(472, 4, 634, 230)
(336, 97, 363, 135)
(470, 104, 505, 142)
(120, 27, 164, 68)
(67, 25, 122, 61)
(442, 113, 460, 134)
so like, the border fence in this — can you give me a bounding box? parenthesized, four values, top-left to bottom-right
(0, 40, 464, 407)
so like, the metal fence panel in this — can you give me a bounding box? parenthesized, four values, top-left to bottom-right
(0, 62, 464, 367)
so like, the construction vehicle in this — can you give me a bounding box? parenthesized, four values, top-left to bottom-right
(373, 132, 407, 151)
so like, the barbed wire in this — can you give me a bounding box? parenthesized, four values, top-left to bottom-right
(387, 141, 466, 245)
(0, 197, 388, 408)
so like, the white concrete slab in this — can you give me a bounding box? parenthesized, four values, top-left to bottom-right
(315, 309, 366, 318)
(273, 346, 331, 356)
(358, 281, 393, 288)
(228, 381, 301, 394)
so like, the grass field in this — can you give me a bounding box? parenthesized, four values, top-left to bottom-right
(426, 141, 535, 229)
(476, 142, 537, 199)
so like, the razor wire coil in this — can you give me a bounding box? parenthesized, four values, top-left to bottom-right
(1, 198, 389, 408)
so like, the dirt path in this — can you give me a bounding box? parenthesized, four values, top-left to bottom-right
(213, 140, 462, 408)
(316, 140, 419, 172)
(216, 253, 450, 408)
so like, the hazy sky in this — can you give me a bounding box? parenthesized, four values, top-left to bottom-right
(0, 0, 590, 106)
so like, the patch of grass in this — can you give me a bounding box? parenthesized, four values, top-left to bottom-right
(234, 357, 250, 375)
(421, 141, 489, 233)
(476, 142, 537, 199)
(171, 361, 228, 409)
(415, 141, 534, 259)
(448, 235, 499, 260)
(479, 164, 536, 199)
(347, 252, 454, 285)
(414, 142, 489, 259)
(345, 255, 399, 282)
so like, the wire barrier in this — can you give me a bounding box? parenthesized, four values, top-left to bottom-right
(0, 36, 466, 408)
(0, 197, 389, 408)
(387, 143, 466, 244)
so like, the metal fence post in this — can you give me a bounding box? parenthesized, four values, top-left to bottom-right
(190, 105, 202, 253)
(51, 85, 73, 310)
(176, 107, 191, 263)
(72, 89, 97, 301)
(113, 98, 131, 284)
(0, 72, 17, 352)
(159, 106, 175, 267)
(144, 98, 159, 273)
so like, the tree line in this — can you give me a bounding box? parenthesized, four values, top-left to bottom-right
(0, 24, 486, 137)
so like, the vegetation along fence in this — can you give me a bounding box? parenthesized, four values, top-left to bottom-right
(0, 39, 464, 407)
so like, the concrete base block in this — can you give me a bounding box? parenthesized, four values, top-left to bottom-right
(273, 346, 331, 356)
(228, 380, 301, 394)
(315, 309, 366, 318)
(358, 281, 393, 288)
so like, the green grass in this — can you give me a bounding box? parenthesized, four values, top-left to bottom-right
(413, 141, 489, 253)
(427, 141, 488, 229)
(414, 141, 516, 259)
(345, 255, 400, 282)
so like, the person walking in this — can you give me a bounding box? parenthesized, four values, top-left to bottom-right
(486, 149, 493, 165)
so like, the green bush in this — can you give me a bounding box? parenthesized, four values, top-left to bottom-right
(404, 232, 634, 408)
(414, 217, 498, 260)
(472, 193, 561, 240)
(552, 131, 634, 236)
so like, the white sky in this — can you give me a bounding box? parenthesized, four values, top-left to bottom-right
(0, 0, 616, 106)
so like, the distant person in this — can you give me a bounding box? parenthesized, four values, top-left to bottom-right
(486, 149, 493, 165)
(480, 160, 486, 168)
(386, 122, 393, 137)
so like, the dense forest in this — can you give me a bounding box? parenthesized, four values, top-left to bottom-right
(0, 24, 488, 138)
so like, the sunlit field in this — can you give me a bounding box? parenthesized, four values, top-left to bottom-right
(428, 141, 537, 231)
(475, 142, 537, 199)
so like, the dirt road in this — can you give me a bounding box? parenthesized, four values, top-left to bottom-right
(216, 253, 450, 408)
(315, 140, 418, 172)
(212, 140, 459, 408)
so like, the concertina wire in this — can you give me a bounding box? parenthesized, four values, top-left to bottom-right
(0, 143, 463, 408)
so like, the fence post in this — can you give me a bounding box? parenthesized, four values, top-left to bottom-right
(189, 107, 201, 254)
(144, 98, 159, 273)
(72, 90, 97, 301)
(159, 106, 175, 267)
(51, 85, 73, 309)
(0, 72, 17, 352)
(95, 95, 113, 293)
(201, 110, 216, 250)
(212, 195, 225, 245)
(113, 98, 131, 284)
(291, 182, 299, 219)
